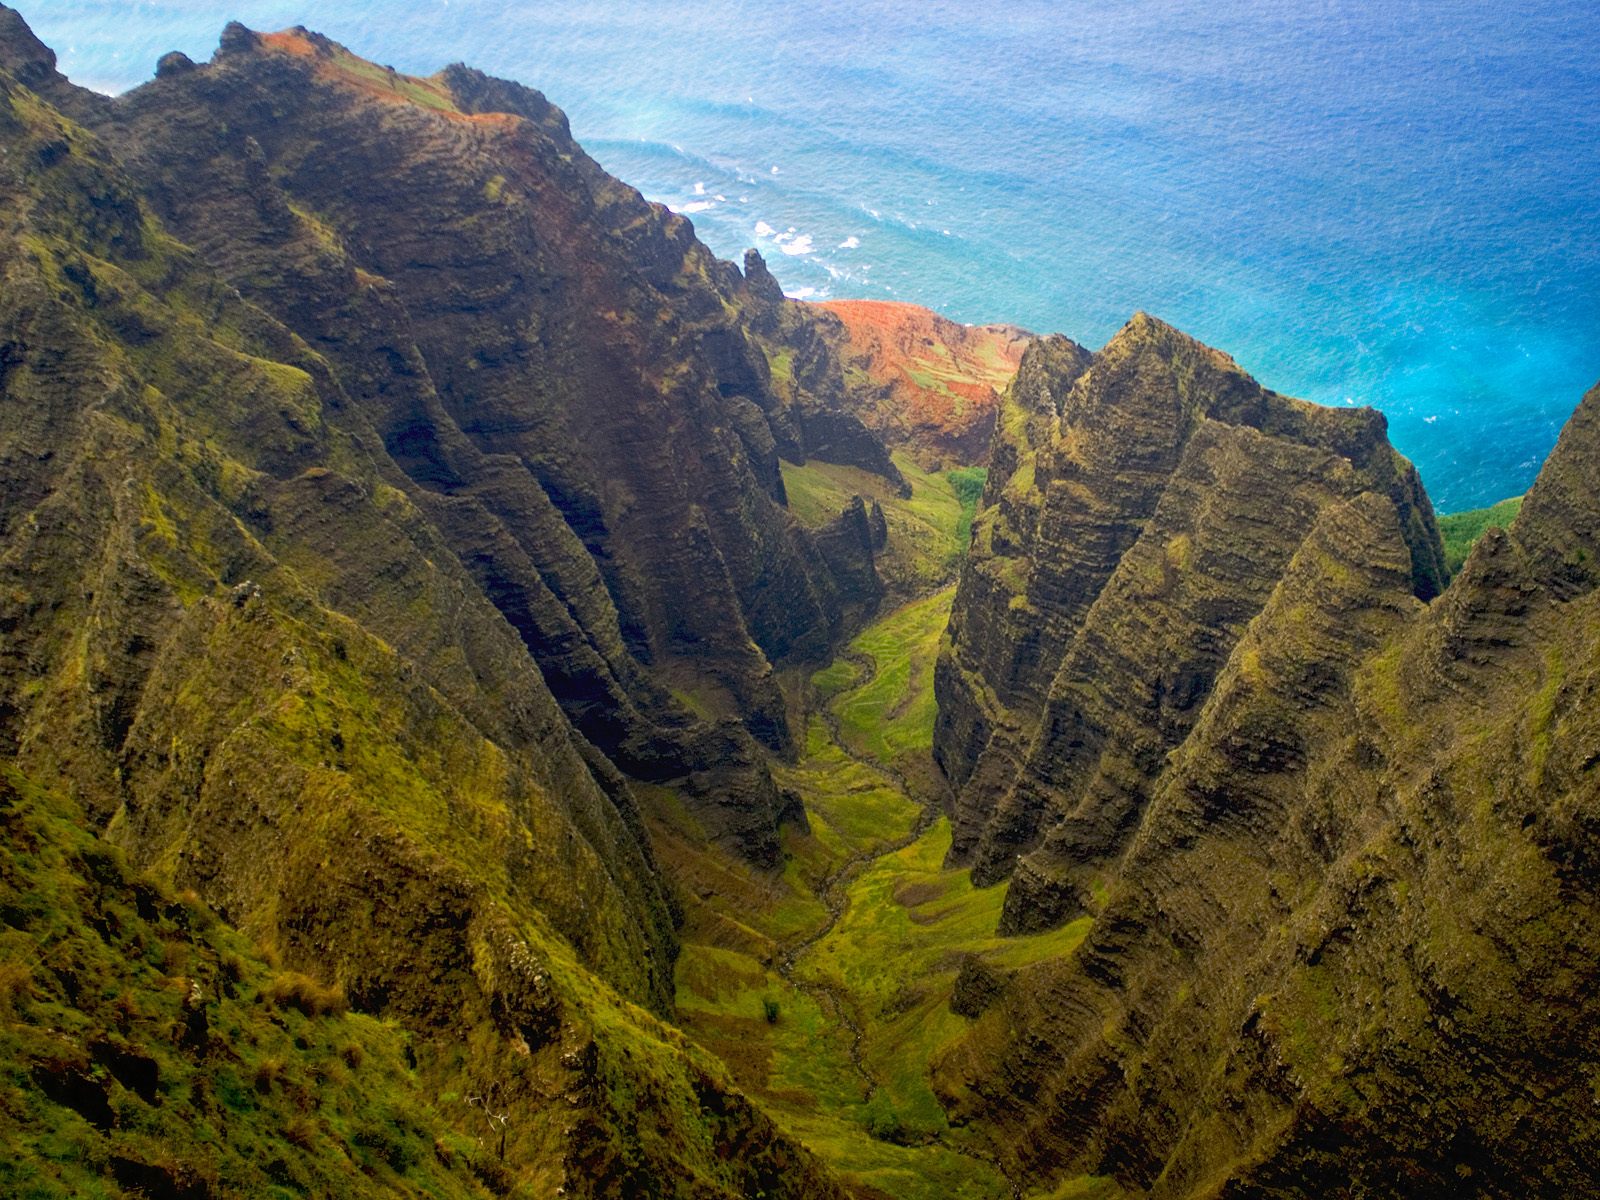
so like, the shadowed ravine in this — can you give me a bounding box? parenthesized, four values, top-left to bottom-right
(779, 639, 945, 1088)
(659, 583, 1105, 1200)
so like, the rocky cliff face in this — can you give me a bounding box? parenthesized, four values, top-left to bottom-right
(930, 332, 1600, 1192)
(935, 314, 1446, 926)
(78, 25, 909, 863)
(0, 13, 851, 1196)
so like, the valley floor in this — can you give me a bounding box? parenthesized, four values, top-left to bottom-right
(644, 588, 1117, 1200)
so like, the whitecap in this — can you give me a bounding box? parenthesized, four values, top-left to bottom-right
(1424, 415, 1439, 424)
(693, 181, 706, 195)
(838, 236, 860, 249)
(770, 165, 780, 175)
(786, 286, 824, 300)
(678, 201, 716, 213)
(779, 234, 814, 255)
(754, 220, 777, 238)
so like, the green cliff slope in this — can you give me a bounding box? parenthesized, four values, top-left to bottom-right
(0, 18, 851, 1196)
(931, 325, 1600, 1193)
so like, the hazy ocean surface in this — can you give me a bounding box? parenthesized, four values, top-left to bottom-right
(27, 0, 1600, 511)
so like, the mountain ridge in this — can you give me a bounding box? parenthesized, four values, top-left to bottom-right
(2, 8, 1598, 1199)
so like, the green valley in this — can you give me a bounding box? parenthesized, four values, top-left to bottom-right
(648, 586, 1113, 1200)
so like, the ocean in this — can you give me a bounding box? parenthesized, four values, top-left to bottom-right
(25, 0, 1600, 511)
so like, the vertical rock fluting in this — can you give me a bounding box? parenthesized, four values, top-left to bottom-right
(0, 22, 852, 1195)
(89, 27, 902, 859)
(932, 376, 1600, 1195)
(935, 313, 1446, 927)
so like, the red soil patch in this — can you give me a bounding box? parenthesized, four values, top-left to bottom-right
(259, 30, 516, 128)
(817, 299, 1029, 466)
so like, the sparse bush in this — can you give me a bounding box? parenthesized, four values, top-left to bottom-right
(862, 1092, 906, 1143)
(283, 1115, 319, 1149)
(160, 939, 190, 975)
(253, 1056, 285, 1093)
(264, 971, 348, 1017)
(176, 888, 217, 931)
(341, 1042, 364, 1070)
(762, 997, 780, 1024)
(0, 959, 34, 1011)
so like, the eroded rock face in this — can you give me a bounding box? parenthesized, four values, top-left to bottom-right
(932, 352, 1600, 1195)
(0, 15, 853, 1196)
(812, 299, 1032, 469)
(936, 313, 1446, 925)
(77, 25, 903, 861)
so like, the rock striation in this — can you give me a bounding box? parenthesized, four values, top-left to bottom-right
(0, 12, 855, 1196)
(931, 325, 1600, 1192)
(68, 23, 909, 866)
(935, 313, 1446, 931)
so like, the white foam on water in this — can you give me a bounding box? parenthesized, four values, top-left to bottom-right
(838, 236, 861, 249)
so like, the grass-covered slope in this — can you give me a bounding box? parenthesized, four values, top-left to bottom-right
(644, 590, 1116, 1200)
(0, 33, 846, 1198)
(0, 765, 496, 1200)
(782, 452, 985, 593)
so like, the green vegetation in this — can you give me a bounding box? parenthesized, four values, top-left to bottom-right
(0, 766, 493, 1200)
(830, 589, 955, 766)
(797, 821, 1090, 1144)
(654, 589, 1095, 1199)
(947, 466, 988, 551)
(1438, 495, 1524, 575)
(781, 452, 977, 590)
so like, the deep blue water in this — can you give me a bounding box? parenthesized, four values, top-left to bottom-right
(23, 1, 1600, 511)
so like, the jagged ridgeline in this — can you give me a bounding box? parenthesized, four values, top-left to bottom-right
(931, 323, 1600, 1189)
(4, 4, 1600, 1199)
(0, 6, 901, 1195)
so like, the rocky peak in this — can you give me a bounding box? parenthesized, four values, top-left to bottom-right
(935, 311, 1444, 902)
(216, 21, 260, 57)
(742, 246, 787, 306)
(0, 4, 103, 120)
(1509, 380, 1600, 599)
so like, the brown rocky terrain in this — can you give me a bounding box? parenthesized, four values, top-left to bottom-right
(813, 299, 1030, 468)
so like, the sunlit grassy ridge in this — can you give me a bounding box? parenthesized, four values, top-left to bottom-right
(650, 588, 1108, 1199)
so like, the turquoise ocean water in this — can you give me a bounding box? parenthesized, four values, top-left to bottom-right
(23, 1, 1600, 511)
